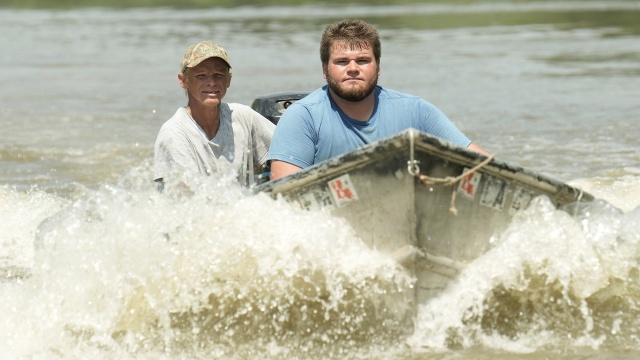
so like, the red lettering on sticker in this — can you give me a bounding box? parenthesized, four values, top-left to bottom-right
(330, 179, 353, 200)
(460, 173, 475, 196)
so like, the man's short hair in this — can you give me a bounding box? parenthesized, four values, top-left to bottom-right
(320, 19, 381, 65)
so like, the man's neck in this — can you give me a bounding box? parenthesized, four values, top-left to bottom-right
(187, 103, 221, 140)
(329, 89, 375, 122)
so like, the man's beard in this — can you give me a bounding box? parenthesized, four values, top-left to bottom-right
(326, 72, 378, 102)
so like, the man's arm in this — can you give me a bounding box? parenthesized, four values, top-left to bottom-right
(271, 144, 488, 181)
(270, 160, 303, 181)
(467, 142, 490, 156)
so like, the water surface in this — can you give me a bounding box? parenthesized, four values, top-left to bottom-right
(1, 2, 639, 359)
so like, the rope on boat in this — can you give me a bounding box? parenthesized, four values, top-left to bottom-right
(408, 154, 495, 216)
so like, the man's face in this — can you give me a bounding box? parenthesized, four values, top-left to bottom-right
(323, 41, 379, 102)
(179, 57, 232, 106)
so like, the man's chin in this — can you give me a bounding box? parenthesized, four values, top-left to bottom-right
(336, 88, 373, 102)
(327, 77, 377, 102)
(203, 97, 222, 104)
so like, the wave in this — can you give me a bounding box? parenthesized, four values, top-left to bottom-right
(1, 166, 639, 358)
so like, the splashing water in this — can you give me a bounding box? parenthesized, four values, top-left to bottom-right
(0, 166, 415, 359)
(409, 195, 640, 354)
(2, 167, 640, 358)
(0, 185, 68, 279)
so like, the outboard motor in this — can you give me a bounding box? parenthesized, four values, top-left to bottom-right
(250, 91, 310, 125)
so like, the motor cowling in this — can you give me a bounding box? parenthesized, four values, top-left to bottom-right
(250, 91, 310, 125)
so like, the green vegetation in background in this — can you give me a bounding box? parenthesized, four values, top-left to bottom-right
(372, 9, 640, 35)
(0, 0, 531, 10)
(3, 0, 638, 36)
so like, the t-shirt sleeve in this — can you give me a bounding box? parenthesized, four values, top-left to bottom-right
(267, 103, 316, 168)
(153, 126, 200, 181)
(419, 100, 471, 147)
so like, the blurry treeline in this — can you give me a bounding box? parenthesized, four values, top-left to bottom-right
(0, 0, 486, 9)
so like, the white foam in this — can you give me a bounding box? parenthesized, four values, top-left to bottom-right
(409, 195, 640, 352)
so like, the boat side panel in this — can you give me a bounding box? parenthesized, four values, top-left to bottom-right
(258, 129, 595, 307)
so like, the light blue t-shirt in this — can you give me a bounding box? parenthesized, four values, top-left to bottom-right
(268, 85, 471, 168)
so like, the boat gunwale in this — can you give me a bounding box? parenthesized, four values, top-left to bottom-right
(256, 128, 593, 205)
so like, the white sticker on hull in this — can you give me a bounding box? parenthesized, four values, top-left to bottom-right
(510, 186, 535, 215)
(299, 188, 334, 211)
(457, 168, 482, 199)
(328, 174, 359, 207)
(480, 176, 508, 210)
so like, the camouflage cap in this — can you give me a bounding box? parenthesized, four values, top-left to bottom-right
(180, 41, 231, 73)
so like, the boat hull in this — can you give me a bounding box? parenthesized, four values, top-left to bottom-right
(257, 129, 593, 307)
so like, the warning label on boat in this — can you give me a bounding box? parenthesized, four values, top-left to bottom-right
(328, 174, 359, 207)
(298, 187, 334, 211)
(457, 168, 481, 199)
(510, 186, 535, 215)
(480, 176, 507, 210)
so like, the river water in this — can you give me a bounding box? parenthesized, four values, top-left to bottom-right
(1, 1, 639, 359)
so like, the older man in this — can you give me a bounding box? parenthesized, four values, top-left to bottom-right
(154, 41, 275, 187)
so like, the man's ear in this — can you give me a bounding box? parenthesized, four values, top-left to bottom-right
(178, 73, 187, 89)
(322, 63, 328, 79)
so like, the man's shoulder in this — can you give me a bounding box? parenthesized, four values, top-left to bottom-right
(377, 87, 435, 113)
(155, 108, 202, 149)
(225, 102, 262, 122)
(159, 108, 190, 132)
(378, 86, 421, 102)
(226, 102, 273, 123)
(296, 86, 330, 107)
(226, 102, 253, 114)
